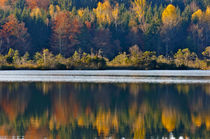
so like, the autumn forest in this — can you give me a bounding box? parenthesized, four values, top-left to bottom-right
(0, 0, 210, 69)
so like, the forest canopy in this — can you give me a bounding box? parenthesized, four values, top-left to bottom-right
(0, 0, 209, 69)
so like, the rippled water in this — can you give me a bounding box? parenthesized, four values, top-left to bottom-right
(0, 71, 209, 138)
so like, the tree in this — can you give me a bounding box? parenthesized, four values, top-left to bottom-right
(54, 0, 72, 11)
(202, 46, 210, 59)
(190, 8, 210, 52)
(5, 48, 15, 64)
(0, 54, 6, 67)
(93, 1, 113, 27)
(162, 4, 180, 27)
(174, 48, 198, 68)
(92, 28, 119, 58)
(30, 7, 42, 19)
(129, 45, 142, 65)
(132, 0, 146, 22)
(161, 4, 181, 55)
(110, 52, 129, 66)
(139, 51, 156, 69)
(0, 15, 30, 54)
(34, 49, 55, 68)
(192, 9, 203, 22)
(12, 50, 20, 65)
(26, 0, 49, 10)
(21, 52, 30, 64)
(51, 11, 81, 56)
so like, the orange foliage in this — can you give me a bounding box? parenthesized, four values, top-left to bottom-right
(0, 126, 7, 137)
(0, 0, 7, 7)
(26, 0, 49, 10)
(0, 15, 29, 52)
(52, 11, 81, 54)
(191, 114, 202, 127)
(0, 97, 27, 121)
(25, 127, 49, 139)
(52, 93, 79, 126)
(85, 21, 92, 29)
(161, 108, 177, 132)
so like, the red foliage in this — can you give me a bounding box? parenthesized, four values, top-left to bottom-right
(26, 0, 49, 10)
(0, 15, 30, 53)
(51, 11, 81, 55)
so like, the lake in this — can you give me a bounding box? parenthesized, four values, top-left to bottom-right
(0, 70, 209, 138)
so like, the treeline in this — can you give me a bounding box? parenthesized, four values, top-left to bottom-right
(0, 46, 209, 70)
(0, 0, 209, 67)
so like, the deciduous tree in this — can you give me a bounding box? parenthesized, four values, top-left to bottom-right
(51, 11, 81, 56)
(26, 0, 49, 10)
(0, 15, 30, 54)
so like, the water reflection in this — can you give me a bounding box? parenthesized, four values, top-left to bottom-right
(0, 83, 209, 138)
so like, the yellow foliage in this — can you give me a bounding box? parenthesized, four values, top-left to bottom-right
(191, 114, 202, 127)
(30, 8, 42, 18)
(132, 0, 146, 20)
(161, 109, 177, 132)
(93, 1, 113, 25)
(192, 9, 203, 21)
(94, 111, 111, 136)
(112, 114, 119, 131)
(49, 118, 54, 131)
(78, 9, 85, 17)
(162, 4, 179, 26)
(205, 115, 210, 130)
(176, 85, 190, 94)
(30, 117, 41, 129)
(204, 85, 210, 95)
(94, 110, 119, 136)
(206, 6, 210, 16)
(77, 116, 85, 127)
(56, 5, 61, 13)
(205, 6, 210, 25)
(133, 115, 145, 139)
(191, 7, 210, 26)
(112, 7, 119, 20)
(49, 4, 54, 17)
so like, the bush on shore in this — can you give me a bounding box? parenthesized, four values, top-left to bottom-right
(0, 46, 209, 70)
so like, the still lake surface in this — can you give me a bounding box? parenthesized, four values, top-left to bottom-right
(0, 70, 209, 138)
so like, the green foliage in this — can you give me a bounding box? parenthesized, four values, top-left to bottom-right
(202, 46, 210, 59)
(173, 48, 206, 69)
(0, 48, 209, 70)
(5, 48, 15, 64)
(34, 49, 55, 69)
(138, 51, 157, 69)
(13, 50, 20, 65)
(0, 0, 209, 70)
(110, 52, 129, 66)
(129, 45, 143, 65)
(21, 52, 30, 64)
(0, 54, 6, 67)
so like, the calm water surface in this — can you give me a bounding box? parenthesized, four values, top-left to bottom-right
(0, 71, 210, 138)
(0, 82, 209, 138)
